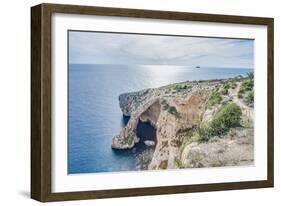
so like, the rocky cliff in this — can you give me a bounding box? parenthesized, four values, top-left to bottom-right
(112, 76, 254, 170)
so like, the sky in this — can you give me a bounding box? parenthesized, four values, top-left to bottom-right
(69, 31, 254, 68)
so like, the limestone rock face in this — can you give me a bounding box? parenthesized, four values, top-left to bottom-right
(112, 81, 213, 168)
(111, 78, 254, 170)
(148, 90, 210, 170)
(112, 98, 160, 149)
(118, 89, 151, 116)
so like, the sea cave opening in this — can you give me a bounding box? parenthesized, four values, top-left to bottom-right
(136, 120, 157, 148)
(121, 114, 157, 148)
(134, 119, 157, 170)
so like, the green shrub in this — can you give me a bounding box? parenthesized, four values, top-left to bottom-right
(174, 84, 190, 92)
(184, 125, 207, 143)
(178, 127, 198, 145)
(238, 88, 244, 98)
(163, 102, 180, 117)
(238, 77, 254, 103)
(223, 83, 230, 90)
(244, 91, 254, 106)
(184, 104, 242, 143)
(247, 72, 254, 80)
(240, 79, 254, 92)
(215, 85, 220, 91)
(175, 157, 184, 168)
(208, 103, 242, 136)
(196, 126, 210, 142)
(167, 106, 180, 117)
(208, 90, 222, 106)
(221, 88, 228, 95)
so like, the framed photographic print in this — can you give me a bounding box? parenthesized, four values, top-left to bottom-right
(31, 3, 274, 202)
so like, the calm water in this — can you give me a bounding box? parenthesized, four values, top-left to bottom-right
(68, 64, 253, 174)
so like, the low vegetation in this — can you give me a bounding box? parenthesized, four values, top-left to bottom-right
(174, 157, 185, 168)
(182, 103, 242, 143)
(221, 83, 230, 95)
(162, 100, 180, 118)
(238, 72, 254, 106)
(208, 90, 222, 106)
(208, 103, 242, 136)
(221, 88, 228, 95)
(244, 90, 254, 105)
(239, 79, 254, 94)
(223, 83, 230, 90)
(173, 84, 191, 92)
(167, 106, 180, 117)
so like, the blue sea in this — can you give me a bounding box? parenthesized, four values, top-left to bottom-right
(68, 64, 253, 174)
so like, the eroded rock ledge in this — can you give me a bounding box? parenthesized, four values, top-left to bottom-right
(112, 78, 254, 170)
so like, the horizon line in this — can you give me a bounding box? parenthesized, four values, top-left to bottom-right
(68, 63, 254, 69)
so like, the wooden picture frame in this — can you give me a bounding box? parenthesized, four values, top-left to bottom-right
(31, 3, 274, 202)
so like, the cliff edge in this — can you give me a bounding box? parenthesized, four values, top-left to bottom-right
(112, 75, 254, 170)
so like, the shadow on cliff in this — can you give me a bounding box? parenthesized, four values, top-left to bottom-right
(121, 115, 130, 127)
(112, 116, 156, 156)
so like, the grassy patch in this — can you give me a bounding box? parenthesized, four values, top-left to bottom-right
(162, 101, 180, 117)
(239, 74, 254, 95)
(173, 84, 191, 92)
(240, 79, 254, 93)
(238, 73, 254, 105)
(208, 90, 222, 106)
(238, 91, 244, 99)
(247, 72, 254, 80)
(175, 157, 185, 168)
(223, 83, 230, 90)
(208, 103, 242, 136)
(185, 103, 242, 143)
(244, 90, 254, 106)
(221, 88, 228, 95)
(221, 83, 230, 95)
(167, 106, 179, 116)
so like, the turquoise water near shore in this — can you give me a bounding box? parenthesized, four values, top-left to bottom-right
(68, 64, 253, 174)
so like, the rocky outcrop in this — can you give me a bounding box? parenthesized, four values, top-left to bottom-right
(111, 98, 161, 149)
(112, 78, 254, 170)
(118, 89, 152, 116)
(112, 81, 213, 166)
(179, 128, 254, 168)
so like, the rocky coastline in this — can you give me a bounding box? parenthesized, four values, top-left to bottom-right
(112, 75, 254, 170)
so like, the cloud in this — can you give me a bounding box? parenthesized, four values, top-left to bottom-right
(69, 31, 254, 68)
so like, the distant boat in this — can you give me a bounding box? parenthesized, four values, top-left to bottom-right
(195, 66, 200, 68)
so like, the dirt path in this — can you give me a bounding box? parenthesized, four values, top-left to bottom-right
(231, 82, 254, 123)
